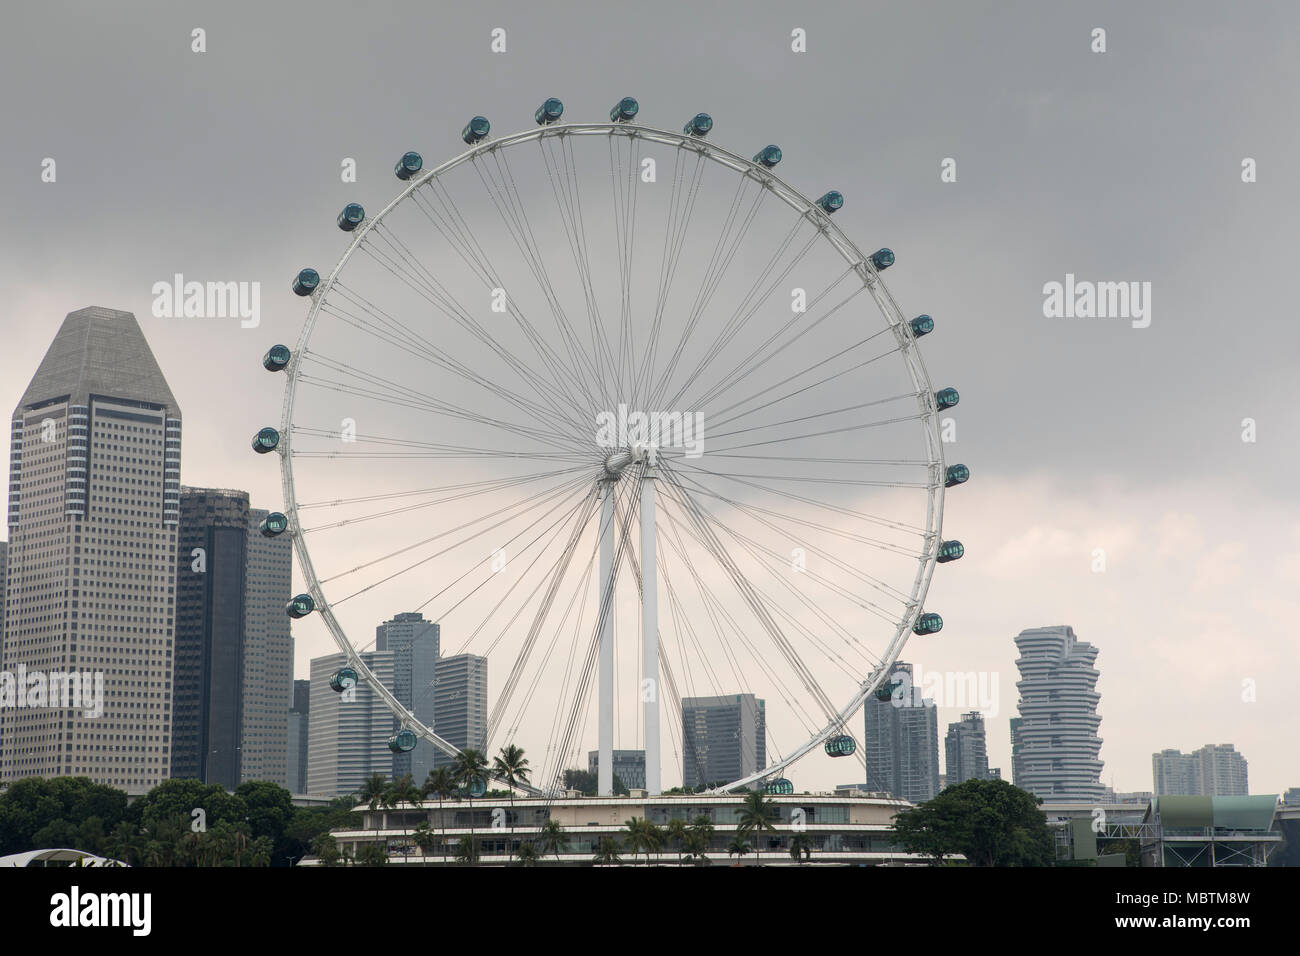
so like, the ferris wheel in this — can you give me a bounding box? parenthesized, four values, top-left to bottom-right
(253, 96, 968, 797)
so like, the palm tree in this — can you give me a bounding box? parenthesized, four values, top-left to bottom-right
(736, 790, 778, 865)
(666, 818, 688, 865)
(412, 821, 439, 862)
(643, 822, 666, 866)
(683, 829, 711, 866)
(453, 748, 490, 840)
(455, 836, 481, 866)
(388, 772, 422, 808)
(422, 767, 456, 864)
(623, 816, 649, 865)
(593, 836, 622, 866)
(492, 744, 531, 819)
(514, 842, 540, 866)
(788, 833, 813, 865)
(727, 834, 753, 862)
(537, 818, 566, 863)
(357, 772, 388, 812)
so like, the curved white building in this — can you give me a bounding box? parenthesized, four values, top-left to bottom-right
(1012, 626, 1104, 803)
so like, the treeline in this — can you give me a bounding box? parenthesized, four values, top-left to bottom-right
(0, 776, 354, 867)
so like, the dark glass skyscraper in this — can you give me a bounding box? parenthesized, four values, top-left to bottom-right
(172, 488, 250, 788)
(375, 612, 439, 783)
(863, 662, 940, 803)
(681, 694, 766, 789)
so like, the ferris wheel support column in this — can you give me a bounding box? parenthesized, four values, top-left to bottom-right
(597, 480, 615, 797)
(640, 463, 660, 795)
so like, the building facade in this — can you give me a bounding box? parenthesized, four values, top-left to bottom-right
(2, 308, 180, 791)
(172, 487, 249, 788)
(288, 679, 310, 794)
(375, 612, 439, 784)
(863, 662, 940, 803)
(681, 693, 766, 789)
(1011, 625, 1105, 803)
(1153, 744, 1248, 796)
(306, 650, 395, 797)
(587, 749, 647, 791)
(240, 507, 292, 786)
(431, 653, 487, 771)
(944, 711, 991, 786)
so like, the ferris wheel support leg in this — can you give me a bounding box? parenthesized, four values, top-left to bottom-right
(640, 465, 661, 795)
(597, 481, 615, 797)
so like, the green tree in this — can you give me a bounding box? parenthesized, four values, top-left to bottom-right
(788, 832, 813, 865)
(312, 832, 342, 867)
(593, 836, 622, 866)
(386, 773, 422, 809)
(891, 778, 1054, 866)
(514, 841, 540, 866)
(455, 836, 481, 866)
(357, 773, 388, 812)
(683, 828, 711, 866)
(412, 820, 439, 861)
(666, 818, 688, 864)
(356, 841, 389, 866)
(492, 744, 531, 815)
(537, 818, 566, 862)
(453, 748, 489, 838)
(422, 767, 457, 864)
(736, 790, 778, 865)
(727, 834, 752, 861)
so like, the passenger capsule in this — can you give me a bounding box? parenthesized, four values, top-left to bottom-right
(945, 464, 970, 488)
(874, 679, 901, 702)
(460, 778, 487, 798)
(610, 97, 639, 122)
(259, 511, 289, 537)
(286, 593, 315, 619)
(291, 268, 320, 297)
(937, 539, 964, 563)
(934, 387, 960, 410)
(262, 344, 291, 372)
(913, 612, 944, 635)
(388, 729, 418, 753)
(816, 191, 844, 214)
(394, 151, 423, 180)
(330, 667, 358, 693)
(462, 116, 490, 144)
(825, 735, 856, 757)
(251, 427, 280, 454)
(763, 778, 794, 795)
(683, 113, 713, 137)
(870, 248, 895, 271)
(535, 97, 564, 125)
(337, 203, 365, 232)
(909, 314, 934, 337)
(753, 145, 782, 168)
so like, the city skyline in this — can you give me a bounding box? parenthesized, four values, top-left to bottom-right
(0, 1, 1296, 797)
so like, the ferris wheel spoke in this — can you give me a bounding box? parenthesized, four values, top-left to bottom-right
(686, 270, 864, 413)
(357, 231, 596, 441)
(288, 425, 587, 463)
(293, 358, 590, 452)
(658, 468, 841, 727)
(659, 226, 822, 413)
(318, 288, 588, 440)
(320, 473, 592, 593)
(645, 174, 766, 410)
(664, 458, 928, 540)
(665, 470, 918, 603)
(469, 153, 616, 419)
(656, 496, 825, 737)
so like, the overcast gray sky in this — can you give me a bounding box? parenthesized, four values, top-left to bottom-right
(2, 1, 1297, 794)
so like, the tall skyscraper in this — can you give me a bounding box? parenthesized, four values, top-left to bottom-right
(0, 540, 7, 645)
(432, 653, 487, 771)
(2, 308, 180, 791)
(172, 487, 249, 788)
(945, 711, 991, 786)
(375, 612, 439, 784)
(306, 650, 394, 797)
(681, 693, 766, 789)
(863, 662, 940, 802)
(1153, 744, 1249, 796)
(287, 679, 310, 794)
(240, 507, 292, 786)
(1011, 625, 1104, 803)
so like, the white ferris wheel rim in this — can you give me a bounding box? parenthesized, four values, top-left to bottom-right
(275, 120, 948, 796)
